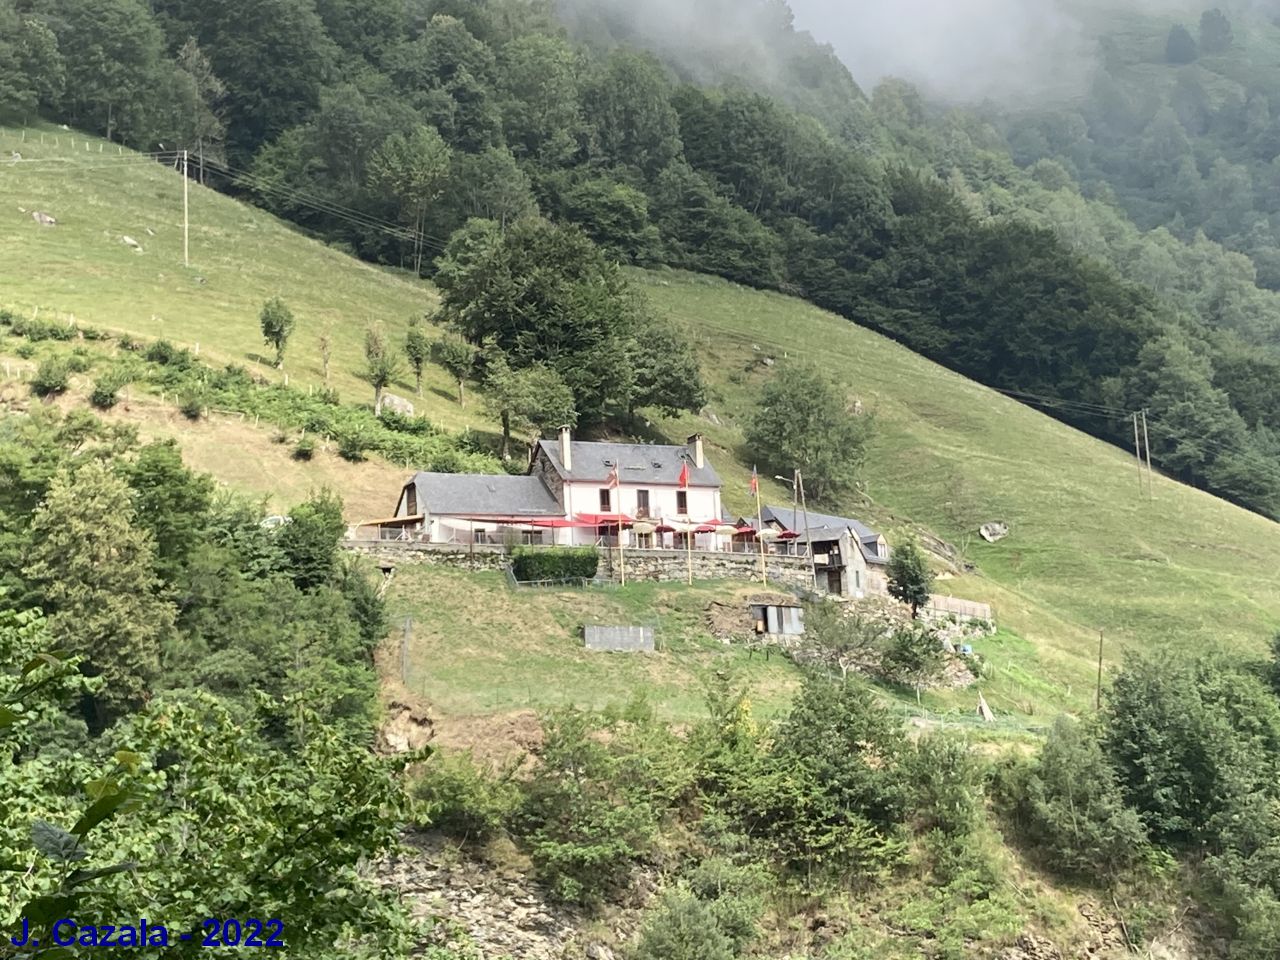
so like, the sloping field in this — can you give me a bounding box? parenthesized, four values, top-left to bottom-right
(4, 126, 1278, 719)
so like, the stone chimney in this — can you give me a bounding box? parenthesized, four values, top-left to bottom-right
(687, 434, 704, 470)
(559, 425, 573, 471)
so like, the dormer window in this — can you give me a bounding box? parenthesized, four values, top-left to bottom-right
(878, 538, 888, 558)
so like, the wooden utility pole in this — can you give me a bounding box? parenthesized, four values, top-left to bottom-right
(1095, 629, 1105, 711)
(755, 471, 767, 586)
(1141, 409, 1154, 499)
(1132, 413, 1144, 498)
(182, 149, 190, 269)
(797, 470, 819, 593)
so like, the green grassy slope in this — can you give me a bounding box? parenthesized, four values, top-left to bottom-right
(4, 126, 1278, 723)
(635, 270, 1280, 706)
(0, 125, 484, 432)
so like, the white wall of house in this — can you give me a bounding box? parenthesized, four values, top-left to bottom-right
(558, 480, 723, 547)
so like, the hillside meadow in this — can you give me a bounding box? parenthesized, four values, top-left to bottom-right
(4, 127, 1279, 723)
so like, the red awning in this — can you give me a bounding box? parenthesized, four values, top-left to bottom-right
(778, 530, 801, 540)
(576, 513, 635, 526)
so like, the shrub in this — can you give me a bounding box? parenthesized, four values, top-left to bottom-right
(15, 342, 36, 359)
(90, 367, 133, 409)
(293, 436, 316, 461)
(144, 339, 195, 369)
(908, 733, 985, 839)
(379, 408, 437, 436)
(630, 891, 735, 960)
(66, 350, 92, 373)
(413, 751, 521, 841)
(683, 858, 767, 952)
(179, 390, 205, 420)
(336, 430, 367, 462)
(511, 546, 598, 583)
(0, 308, 16, 327)
(319, 386, 340, 406)
(997, 716, 1148, 879)
(517, 709, 659, 903)
(13, 317, 75, 341)
(31, 357, 71, 396)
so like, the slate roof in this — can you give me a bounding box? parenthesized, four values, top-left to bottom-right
(535, 439, 722, 487)
(762, 505, 889, 565)
(406, 473, 564, 517)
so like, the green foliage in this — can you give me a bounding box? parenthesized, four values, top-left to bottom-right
(292, 434, 315, 460)
(510, 546, 598, 583)
(259, 296, 295, 367)
(998, 716, 1148, 880)
(143, 339, 194, 368)
(886, 540, 933, 618)
(363, 323, 403, 413)
(881, 624, 944, 698)
(744, 362, 872, 502)
(430, 335, 476, 407)
(405, 315, 431, 396)
(30, 356, 71, 397)
(90, 365, 133, 409)
(630, 890, 735, 960)
(1200, 9, 1233, 53)
(482, 349, 576, 460)
(515, 708, 662, 903)
(434, 217, 704, 427)
(23, 461, 173, 730)
(413, 750, 520, 841)
(178, 388, 204, 420)
(907, 733, 985, 841)
(277, 489, 346, 591)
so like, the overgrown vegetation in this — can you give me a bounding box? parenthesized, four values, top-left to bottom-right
(510, 546, 599, 583)
(0, 408, 414, 956)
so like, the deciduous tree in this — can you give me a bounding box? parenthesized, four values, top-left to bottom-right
(745, 362, 872, 502)
(259, 296, 295, 368)
(886, 539, 933, 619)
(363, 322, 402, 414)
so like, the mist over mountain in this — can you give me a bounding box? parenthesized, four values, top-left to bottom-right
(785, 0, 1208, 103)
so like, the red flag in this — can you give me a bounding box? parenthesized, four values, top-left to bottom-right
(749, 465, 759, 495)
(678, 461, 690, 489)
(606, 464, 620, 488)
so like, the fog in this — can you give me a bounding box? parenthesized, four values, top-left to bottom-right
(784, 0, 1208, 103)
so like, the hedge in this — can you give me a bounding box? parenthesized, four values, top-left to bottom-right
(512, 547, 599, 583)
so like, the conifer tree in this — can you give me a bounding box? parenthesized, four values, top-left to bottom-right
(23, 461, 174, 729)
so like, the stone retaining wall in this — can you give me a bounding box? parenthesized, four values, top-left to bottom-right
(344, 539, 813, 589)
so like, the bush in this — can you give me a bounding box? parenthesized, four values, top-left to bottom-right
(630, 891, 735, 960)
(13, 317, 75, 341)
(293, 436, 316, 460)
(15, 342, 36, 359)
(908, 733, 985, 840)
(517, 709, 659, 902)
(379, 408, 437, 436)
(996, 716, 1148, 879)
(179, 390, 205, 420)
(319, 386, 340, 406)
(66, 350, 92, 373)
(511, 547, 598, 582)
(414, 751, 521, 841)
(90, 367, 133, 409)
(144, 339, 195, 369)
(31, 357, 71, 396)
(336, 430, 367, 462)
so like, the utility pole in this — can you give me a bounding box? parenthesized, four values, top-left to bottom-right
(797, 469, 819, 593)
(1132, 413, 1144, 499)
(1141, 409, 1154, 500)
(182, 149, 190, 269)
(1095, 629, 1104, 711)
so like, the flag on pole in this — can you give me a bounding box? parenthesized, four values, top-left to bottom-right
(606, 464, 620, 489)
(678, 461, 690, 489)
(749, 465, 759, 495)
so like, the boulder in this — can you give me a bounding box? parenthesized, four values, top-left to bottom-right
(31, 211, 56, 227)
(121, 235, 143, 252)
(380, 393, 415, 417)
(979, 521, 1010, 543)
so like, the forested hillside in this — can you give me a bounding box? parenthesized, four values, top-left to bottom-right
(6, 0, 1280, 520)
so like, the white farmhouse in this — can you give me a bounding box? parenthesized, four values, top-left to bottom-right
(386, 428, 724, 549)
